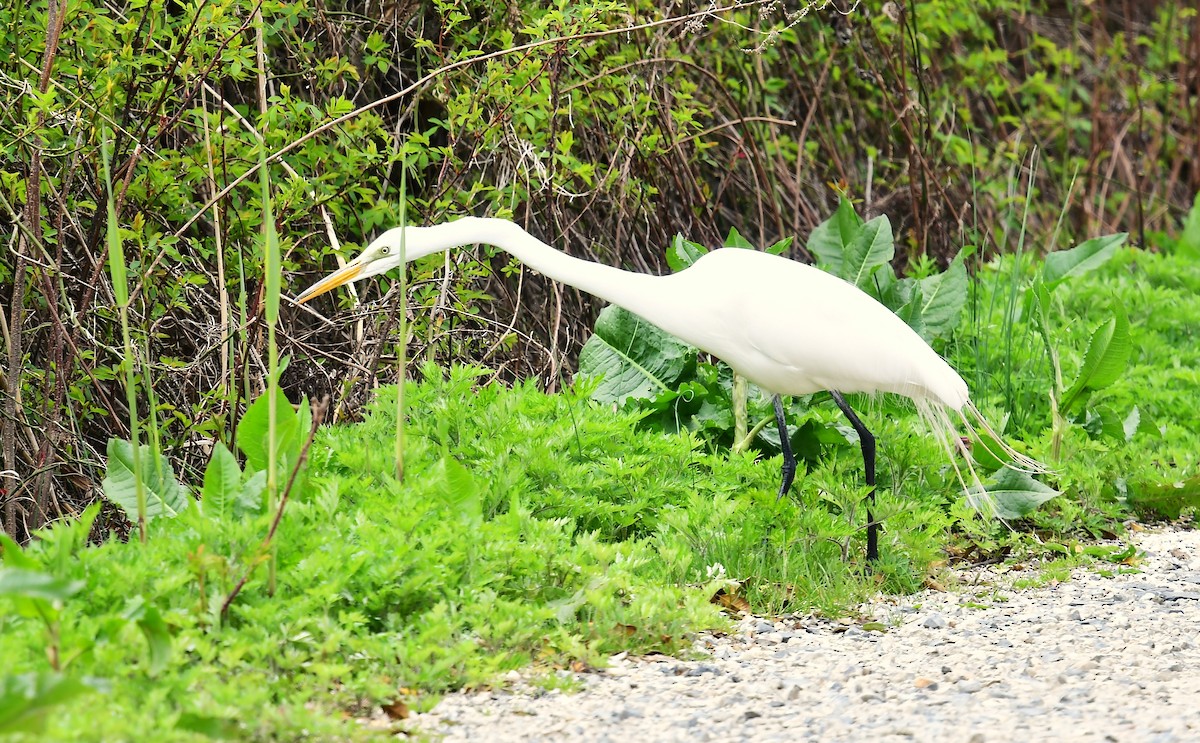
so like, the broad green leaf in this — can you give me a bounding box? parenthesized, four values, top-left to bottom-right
(201, 442, 242, 520)
(806, 198, 862, 274)
(1122, 406, 1141, 443)
(976, 468, 1060, 520)
(237, 389, 300, 472)
(1082, 406, 1126, 442)
(1177, 191, 1200, 257)
(1042, 233, 1127, 286)
(666, 235, 708, 272)
(236, 470, 268, 514)
(844, 214, 895, 288)
(968, 420, 1022, 473)
(0, 673, 104, 735)
(0, 569, 84, 602)
(723, 226, 753, 249)
(884, 276, 923, 336)
(101, 438, 190, 521)
(914, 251, 968, 342)
(1061, 306, 1132, 414)
(577, 306, 696, 405)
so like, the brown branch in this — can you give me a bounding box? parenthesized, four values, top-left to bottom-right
(4, 0, 68, 539)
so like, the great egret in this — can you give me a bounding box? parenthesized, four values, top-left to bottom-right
(296, 216, 1039, 560)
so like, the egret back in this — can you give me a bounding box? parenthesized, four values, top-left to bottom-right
(657, 249, 971, 409)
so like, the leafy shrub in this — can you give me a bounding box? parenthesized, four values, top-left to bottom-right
(3, 1, 1197, 542)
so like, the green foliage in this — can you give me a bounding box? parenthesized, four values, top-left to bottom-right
(804, 199, 971, 345)
(1059, 305, 1131, 416)
(236, 389, 311, 489)
(0, 673, 105, 737)
(1006, 233, 1133, 458)
(973, 469, 1060, 520)
(1178, 193, 1200, 258)
(10, 368, 861, 739)
(577, 307, 696, 405)
(100, 439, 190, 523)
(962, 242, 1200, 525)
(5, 0, 1198, 539)
(1042, 234, 1128, 287)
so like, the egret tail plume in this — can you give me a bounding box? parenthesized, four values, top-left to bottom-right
(959, 401, 1049, 475)
(914, 398, 993, 517)
(913, 397, 1049, 520)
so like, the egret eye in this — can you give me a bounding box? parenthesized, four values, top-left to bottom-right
(380, 246, 390, 255)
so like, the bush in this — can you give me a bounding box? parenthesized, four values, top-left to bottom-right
(2, 0, 1197, 536)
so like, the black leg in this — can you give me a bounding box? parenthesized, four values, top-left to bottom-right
(829, 391, 878, 562)
(773, 394, 797, 501)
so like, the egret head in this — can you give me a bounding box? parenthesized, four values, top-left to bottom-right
(294, 224, 447, 305)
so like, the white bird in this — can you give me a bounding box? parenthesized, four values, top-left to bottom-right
(296, 216, 1040, 560)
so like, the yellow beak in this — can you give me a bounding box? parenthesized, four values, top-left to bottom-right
(294, 259, 365, 305)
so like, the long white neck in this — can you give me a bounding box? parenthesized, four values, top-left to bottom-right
(429, 217, 670, 319)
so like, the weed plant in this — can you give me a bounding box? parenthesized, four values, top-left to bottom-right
(957, 245, 1200, 537)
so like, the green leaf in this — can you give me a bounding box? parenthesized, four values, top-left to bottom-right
(101, 438, 190, 522)
(1041, 233, 1127, 286)
(1177, 191, 1200, 258)
(765, 236, 793, 256)
(1082, 406, 1126, 442)
(237, 389, 300, 472)
(0, 535, 37, 570)
(0, 569, 84, 603)
(577, 306, 696, 405)
(1060, 305, 1132, 414)
(0, 673, 103, 735)
(914, 251, 968, 342)
(884, 276, 923, 335)
(1127, 474, 1200, 520)
(843, 214, 895, 288)
(122, 597, 172, 674)
(176, 712, 241, 739)
(806, 198, 862, 275)
(1122, 406, 1141, 443)
(201, 442, 242, 520)
(666, 234, 707, 272)
(976, 468, 1060, 520)
(235, 469, 268, 514)
(723, 226, 753, 249)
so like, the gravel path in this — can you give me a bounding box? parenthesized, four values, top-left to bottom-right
(410, 528, 1200, 742)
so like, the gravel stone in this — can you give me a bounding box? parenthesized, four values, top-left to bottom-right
(408, 528, 1200, 742)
